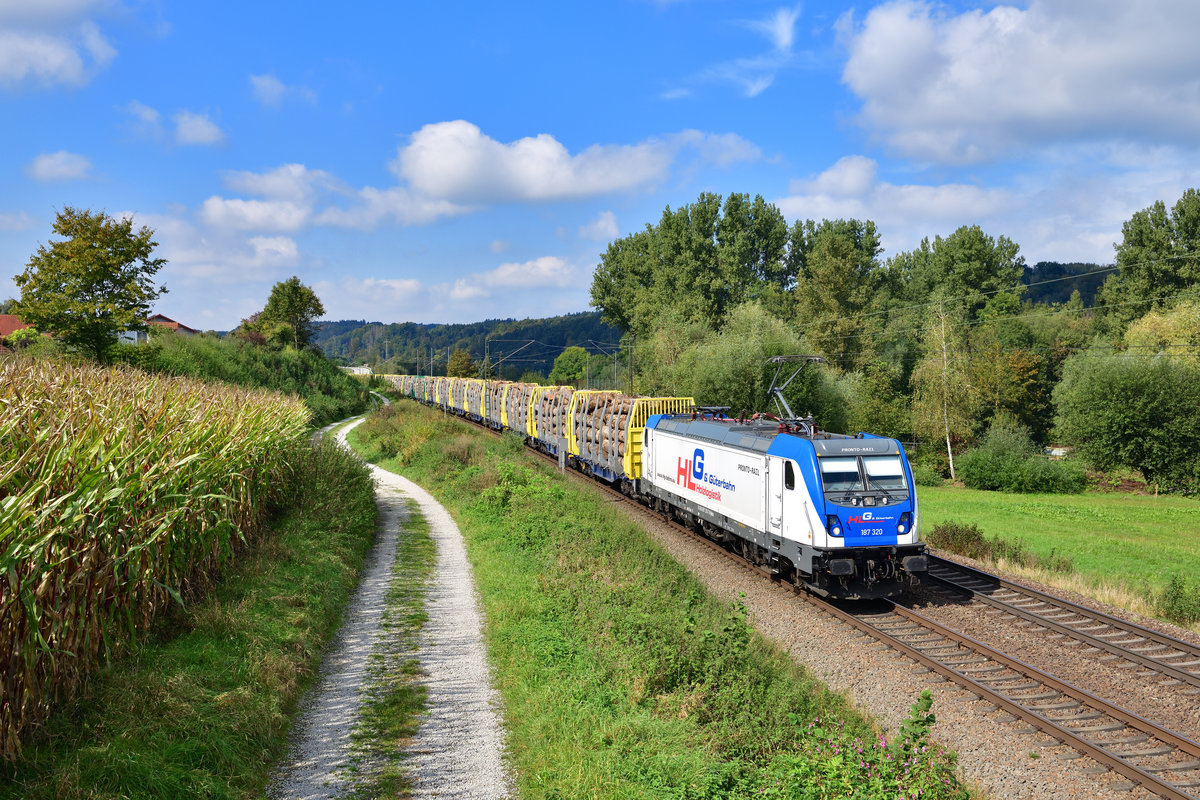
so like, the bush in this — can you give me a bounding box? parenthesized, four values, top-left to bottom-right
(910, 462, 945, 487)
(112, 331, 369, 426)
(958, 415, 1086, 493)
(1158, 576, 1200, 626)
(1053, 353, 1200, 489)
(928, 521, 1073, 574)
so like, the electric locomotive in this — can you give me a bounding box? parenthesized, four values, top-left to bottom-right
(637, 357, 925, 599)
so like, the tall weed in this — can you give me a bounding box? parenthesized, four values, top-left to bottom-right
(928, 521, 1073, 574)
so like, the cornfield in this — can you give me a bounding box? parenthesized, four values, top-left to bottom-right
(0, 356, 311, 760)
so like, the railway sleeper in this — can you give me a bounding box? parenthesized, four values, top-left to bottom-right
(1026, 699, 1080, 711)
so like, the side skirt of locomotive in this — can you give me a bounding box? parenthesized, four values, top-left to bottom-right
(633, 481, 924, 601)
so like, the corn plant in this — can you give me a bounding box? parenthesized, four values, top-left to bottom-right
(0, 356, 311, 760)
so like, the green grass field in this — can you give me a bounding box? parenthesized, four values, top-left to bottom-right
(919, 485, 1200, 612)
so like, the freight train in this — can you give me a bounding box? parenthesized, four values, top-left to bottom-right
(385, 361, 926, 599)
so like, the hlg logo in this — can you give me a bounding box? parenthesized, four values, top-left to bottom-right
(849, 511, 875, 524)
(676, 448, 705, 489)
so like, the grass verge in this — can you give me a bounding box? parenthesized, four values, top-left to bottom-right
(0, 438, 378, 799)
(340, 498, 435, 799)
(920, 485, 1200, 630)
(347, 401, 970, 800)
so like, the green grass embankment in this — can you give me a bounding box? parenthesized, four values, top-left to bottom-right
(1, 439, 379, 800)
(347, 401, 970, 800)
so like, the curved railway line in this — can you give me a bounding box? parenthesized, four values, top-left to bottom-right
(430, 405, 1200, 799)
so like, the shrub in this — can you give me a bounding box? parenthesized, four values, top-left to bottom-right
(928, 521, 1073, 574)
(1158, 576, 1200, 626)
(958, 415, 1086, 493)
(1053, 353, 1200, 489)
(910, 462, 945, 487)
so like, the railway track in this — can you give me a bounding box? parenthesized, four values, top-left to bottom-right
(430, 407, 1200, 798)
(925, 555, 1200, 692)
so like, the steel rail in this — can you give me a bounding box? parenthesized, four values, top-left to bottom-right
(926, 555, 1200, 690)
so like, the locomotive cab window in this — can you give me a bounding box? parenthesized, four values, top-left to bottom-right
(818, 457, 862, 492)
(863, 455, 908, 492)
(784, 461, 795, 490)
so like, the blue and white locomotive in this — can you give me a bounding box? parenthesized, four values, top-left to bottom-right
(638, 357, 925, 599)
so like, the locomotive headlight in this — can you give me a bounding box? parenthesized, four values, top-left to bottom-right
(826, 515, 843, 537)
(897, 512, 912, 535)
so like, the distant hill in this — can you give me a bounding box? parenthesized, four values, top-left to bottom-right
(315, 311, 621, 378)
(1022, 261, 1111, 306)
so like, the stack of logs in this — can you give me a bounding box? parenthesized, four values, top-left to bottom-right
(484, 380, 506, 426)
(537, 386, 574, 442)
(505, 383, 537, 434)
(464, 379, 485, 415)
(574, 391, 635, 462)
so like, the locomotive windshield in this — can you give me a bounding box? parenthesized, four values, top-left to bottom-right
(818, 457, 863, 492)
(863, 455, 908, 492)
(818, 454, 909, 501)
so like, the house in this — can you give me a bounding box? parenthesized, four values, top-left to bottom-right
(0, 314, 32, 338)
(119, 314, 200, 344)
(147, 314, 199, 335)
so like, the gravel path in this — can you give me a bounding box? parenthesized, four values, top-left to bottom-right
(608, 499, 1162, 800)
(269, 418, 512, 800)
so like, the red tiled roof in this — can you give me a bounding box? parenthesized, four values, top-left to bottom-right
(146, 314, 199, 335)
(0, 315, 32, 337)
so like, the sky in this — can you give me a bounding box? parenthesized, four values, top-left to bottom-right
(3, 0, 1200, 331)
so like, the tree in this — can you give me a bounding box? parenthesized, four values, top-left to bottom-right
(1054, 354, 1200, 488)
(1101, 189, 1200, 324)
(13, 207, 166, 362)
(259, 276, 325, 349)
(791, 218, 884, 372)
(910, 301, 978, 479)
(0, 298, 15, 314)
(548, 346, 588, 385)
(889, 225, 1025, 320)
(589, 192, 790, 337)
(446, 348, 475, 377)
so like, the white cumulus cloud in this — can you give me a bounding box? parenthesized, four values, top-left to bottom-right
(579, 211, 619, 241)
(0, 4, 116, 90)
(200, 197, 310, 232)
(841, 0, 1200, 163)
(249, 73, 316, 107)
(0, 210, 34, 231)
(174, 111, 225, 146)
(390, 121, 761, 205)
(447, 256, 578, 303)
(27, 150, 91, 181)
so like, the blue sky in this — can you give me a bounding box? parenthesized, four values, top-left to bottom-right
(3, 1, 1200, 330)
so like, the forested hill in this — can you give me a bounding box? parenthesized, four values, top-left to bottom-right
(314, 311, 619, 377)
(1022, 261, 1109, 305)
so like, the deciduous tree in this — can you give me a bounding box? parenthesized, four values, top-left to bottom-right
(259, 276, 325, 349)
(446, 348, 475, 377)
(13, 207, 166, 362)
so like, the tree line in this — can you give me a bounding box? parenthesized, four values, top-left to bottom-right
(590, 189, 1200, 490)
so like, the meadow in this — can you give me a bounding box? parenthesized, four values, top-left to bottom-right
(919, 484, 1200, 624)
